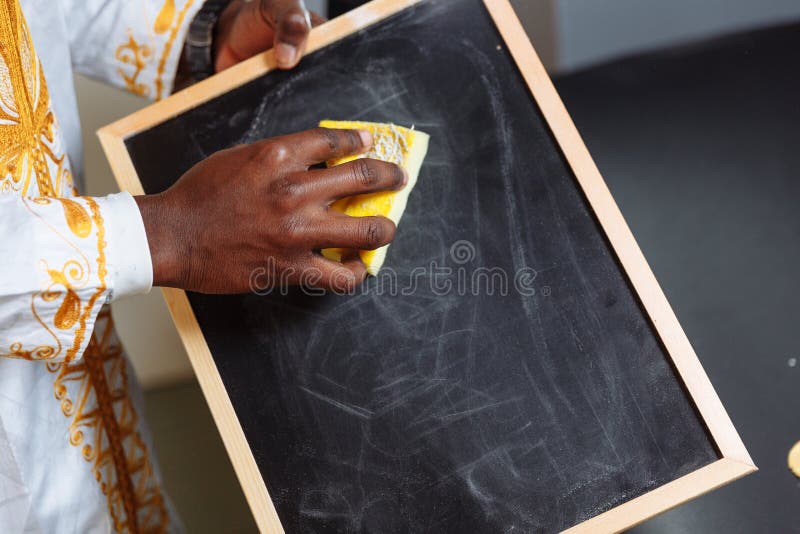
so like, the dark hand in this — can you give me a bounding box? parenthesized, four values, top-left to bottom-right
(215, 0, 327, 72)
(136, 128, 407, 293)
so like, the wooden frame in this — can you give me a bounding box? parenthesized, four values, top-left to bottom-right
(99, 1, 755, 531)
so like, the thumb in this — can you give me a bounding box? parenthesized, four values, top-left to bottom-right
(263, 1, 312, 69)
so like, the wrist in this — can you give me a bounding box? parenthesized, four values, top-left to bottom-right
(134, 194, 187, 288)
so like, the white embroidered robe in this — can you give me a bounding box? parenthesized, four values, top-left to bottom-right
(0, 1, 203, 531)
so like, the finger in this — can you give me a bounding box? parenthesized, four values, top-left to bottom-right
(261, 0, 312, 68)
(300, 158, 407, 202)
(306, 254, 367, 292)
(280, 127, 373, 166)
(340, 250, 368, 282)
(309, 11, 326, 27)
(311, 213, 396, 250)
(216, 0, 274, 72)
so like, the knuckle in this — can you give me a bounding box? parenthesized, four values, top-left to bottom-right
(268, 176, 302, 205)
(278, 214, 307, 244)
(282, 11, 310, 36)
(259, 142, 291, 167)
(328, 268, 356, 292)
(258, 1, 277, 23)
(390, 163, 405, 187)
(317, 127, 339, 154)
(352, 159, 378, 187)
(345, 129, 361, 151)
(361, 218, 389, 249)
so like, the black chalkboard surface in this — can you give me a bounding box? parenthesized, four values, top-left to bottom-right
(107, 0, 751, 531)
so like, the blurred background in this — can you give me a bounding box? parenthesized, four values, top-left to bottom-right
(77, 0, 800, 531)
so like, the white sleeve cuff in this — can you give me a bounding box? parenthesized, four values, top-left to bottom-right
(98, 192, 153, 301)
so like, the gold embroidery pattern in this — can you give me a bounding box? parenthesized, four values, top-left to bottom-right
(115, 32, 154, 98)
(115, 0, 197, 100)
(49, 309, 169, 533)
(0, 1, 95, 362)
(154, 0, 196, 100)
(154, 0, 177, 34)
(0, 0, 70, 197)
(6, 196, 106, 363)
(63, 196, 107, 363)
(0, 3, 169, 531)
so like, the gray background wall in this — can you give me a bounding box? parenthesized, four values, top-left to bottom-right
(77, 0, 800, 389)
(556, 0, 800, 72)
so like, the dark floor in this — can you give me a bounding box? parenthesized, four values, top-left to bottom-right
(556, 22, 800, 533)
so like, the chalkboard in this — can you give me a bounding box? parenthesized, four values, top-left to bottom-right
(101, 0, 752, 531)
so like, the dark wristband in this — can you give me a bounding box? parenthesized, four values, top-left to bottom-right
(184, 0, 233, 81)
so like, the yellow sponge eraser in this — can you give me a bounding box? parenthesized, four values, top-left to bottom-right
(319, 120, 430, 276)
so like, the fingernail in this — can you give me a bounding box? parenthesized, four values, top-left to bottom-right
(275, 43, 298, 67)
(358, 129, 373, 149)
(401, 167, 409, 186)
